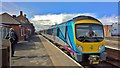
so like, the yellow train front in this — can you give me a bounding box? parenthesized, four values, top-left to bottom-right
(73, 16, 107, 64)
(41, 16, 107, 64)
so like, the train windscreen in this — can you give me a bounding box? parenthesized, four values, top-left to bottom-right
(76, 24, 104, 42)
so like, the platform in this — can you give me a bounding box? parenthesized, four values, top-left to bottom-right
(105, 39, 119, 51)
(40, 35, 82, 67)
(11, 35, 83, 67)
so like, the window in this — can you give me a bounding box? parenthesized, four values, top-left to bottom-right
(47, 29, 53, 35)
(21, 28, 24, 36)
(76, 24, 104, 42)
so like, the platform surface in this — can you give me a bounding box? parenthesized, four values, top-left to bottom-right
(40, 35, 82, 67)
(11, 35, 53, 66)
(105, 37, 119, 51)
(11, 35, 82, 67)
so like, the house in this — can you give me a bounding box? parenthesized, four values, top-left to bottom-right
(103, 25, 112, 37)
(0, 13, 23, 41)
(0, 11, 35, 41)
(16, 11, 35, 40)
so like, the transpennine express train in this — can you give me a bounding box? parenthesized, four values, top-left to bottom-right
(41, 16, 107, 64)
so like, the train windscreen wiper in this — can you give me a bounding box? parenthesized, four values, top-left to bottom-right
(77, 36, 90, 42)
(94, 37, 100, 42)
(94, 37, 104, 42)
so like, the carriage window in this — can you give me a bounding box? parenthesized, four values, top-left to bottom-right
(47, 29, 53, 35)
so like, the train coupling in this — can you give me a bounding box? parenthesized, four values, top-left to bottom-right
(88, 55, 100, 64)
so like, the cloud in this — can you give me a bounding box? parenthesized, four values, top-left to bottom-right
(99, 15, 118, 25)
(30, 13, 118, 31)
(30, 20, 51, 31)
(30, 13, 97, 31)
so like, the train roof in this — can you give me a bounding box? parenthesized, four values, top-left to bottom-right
(59, 15, 101, 25)
(48, 26, 57, 29)
(73, 16, 101, 22)
(50, 15, 102, 28)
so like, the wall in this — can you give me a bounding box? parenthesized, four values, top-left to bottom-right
(104, 25, 112, 37)
(10, 25, 24, 41)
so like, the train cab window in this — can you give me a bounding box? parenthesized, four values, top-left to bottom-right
(76, 24, 104, 42)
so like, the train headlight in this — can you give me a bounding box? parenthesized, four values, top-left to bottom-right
(78, 46, 83, 52)
(99, 45, 104, 51)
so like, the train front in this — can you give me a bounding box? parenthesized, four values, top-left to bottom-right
(74, 19, 107, 64)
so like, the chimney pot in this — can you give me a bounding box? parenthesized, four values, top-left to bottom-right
(12, 15, 16, 18)
(24, 14, 26, 17)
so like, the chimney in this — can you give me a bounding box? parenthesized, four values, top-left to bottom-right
(20, 11, 23, 15)
(12, 15, 16, 18)
(24, 14, 26, 17)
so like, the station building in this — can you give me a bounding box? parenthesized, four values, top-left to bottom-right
(0, 11, 35, 42)
(13, 11, 35, 41)
(0, 13, 21, 41)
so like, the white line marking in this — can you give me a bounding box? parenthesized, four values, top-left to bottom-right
(106, 40, 118, 43)
(105, 46, 120, 51)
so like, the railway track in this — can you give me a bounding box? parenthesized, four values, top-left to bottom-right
(105, 48, 120, 68)
(42, 35, 120, 68)
(80, 57, 120, 68)
(81, 48, 120, 68)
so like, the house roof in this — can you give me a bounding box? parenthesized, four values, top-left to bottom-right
(17, 16, 31, 24)
(0, 13, 20, 25)
(16, 11, 31, 24)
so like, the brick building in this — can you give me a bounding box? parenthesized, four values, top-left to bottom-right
(0, 13, 22, 41)
(0, 11, 35, 41)
(16, 11, 35, 40)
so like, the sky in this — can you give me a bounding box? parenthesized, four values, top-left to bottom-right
(1, 2, 118, 18)
(1, 2, 119, 31)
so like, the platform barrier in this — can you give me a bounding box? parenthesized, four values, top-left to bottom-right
(0, 39, 11, 68)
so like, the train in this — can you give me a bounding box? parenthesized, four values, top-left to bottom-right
(40, 16, 107, 64)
